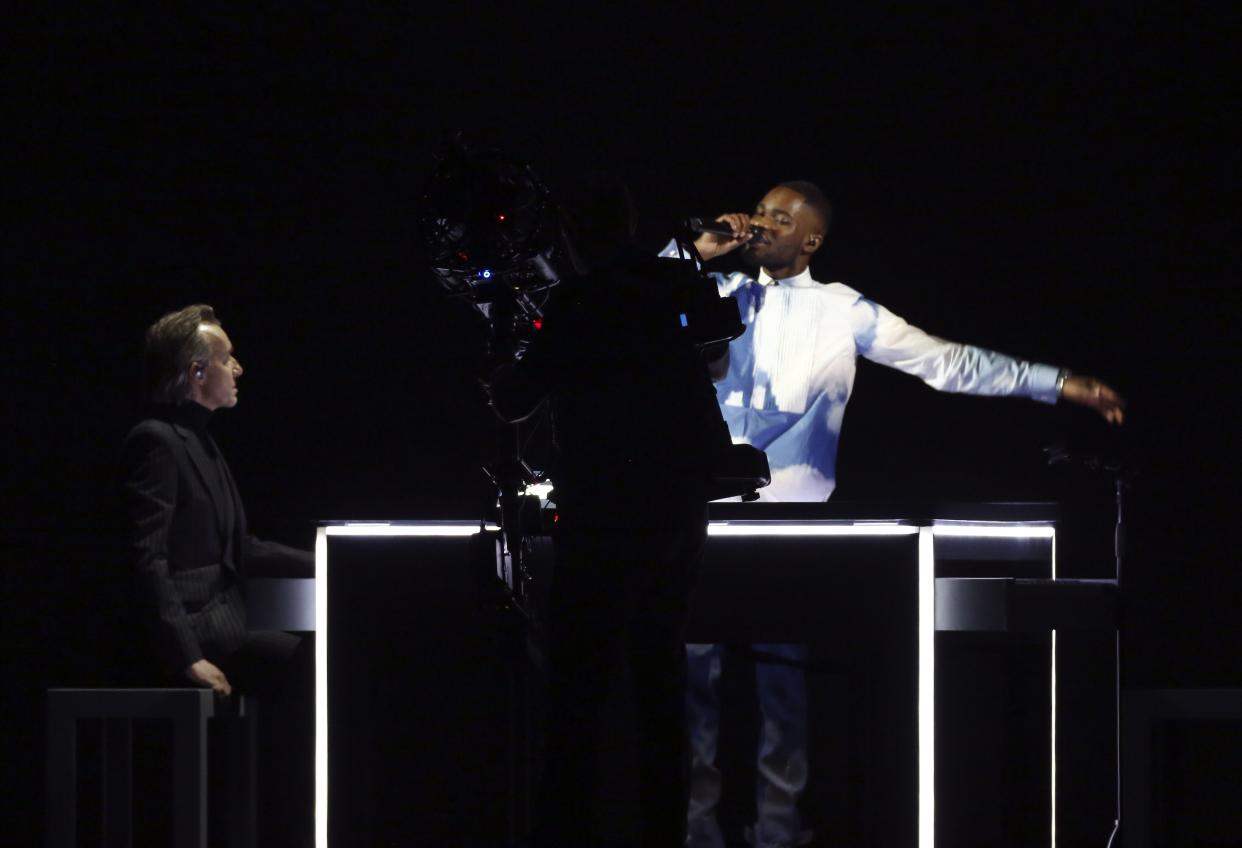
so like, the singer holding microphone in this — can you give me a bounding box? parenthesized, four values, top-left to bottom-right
(669, 181, 1126, 848)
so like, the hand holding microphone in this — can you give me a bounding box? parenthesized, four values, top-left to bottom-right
(686, 213, 757, 261)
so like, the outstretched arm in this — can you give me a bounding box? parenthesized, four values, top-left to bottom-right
(1059, 373, 1126, 424)
(855, 298, 1127, 423)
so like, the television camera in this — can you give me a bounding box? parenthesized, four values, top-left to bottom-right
(418, 137, 769, 609)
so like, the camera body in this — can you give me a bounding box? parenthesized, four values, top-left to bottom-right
(419, 137, 744, 365)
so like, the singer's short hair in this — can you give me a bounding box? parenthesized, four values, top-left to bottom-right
(142, 304, 220, 405)
(779, 180, 832, 236)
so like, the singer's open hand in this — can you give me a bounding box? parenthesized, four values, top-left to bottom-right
(1060, 375, 1127, 425)
(695, 213, 753, 261)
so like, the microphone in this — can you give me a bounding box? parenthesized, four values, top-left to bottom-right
(684, 217, 758, 240)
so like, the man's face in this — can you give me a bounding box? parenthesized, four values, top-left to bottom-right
(742, 185, 822, 274)
(193, 324, 243, 411)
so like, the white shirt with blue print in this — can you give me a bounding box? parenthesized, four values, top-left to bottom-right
(662, 242, 1061, 502)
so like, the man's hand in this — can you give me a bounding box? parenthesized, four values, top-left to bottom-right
(1061, 375, 1127, 425)
(694, 213, 753, 261)
(186, 658, 232, 697)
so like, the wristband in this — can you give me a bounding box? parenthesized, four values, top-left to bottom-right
(1055, 368, 1071, 398)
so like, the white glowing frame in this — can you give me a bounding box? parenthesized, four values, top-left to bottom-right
(313, 522, 499, 848)
(313, 519, 1057, 848)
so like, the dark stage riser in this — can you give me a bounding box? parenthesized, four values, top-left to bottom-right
(245, 504, 1117, 847)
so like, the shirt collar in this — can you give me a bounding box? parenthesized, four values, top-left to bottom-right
(757, 267, 816, 289)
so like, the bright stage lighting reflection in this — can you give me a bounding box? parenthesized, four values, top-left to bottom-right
(316, 521, 499, 847)
(931, 524, 1055, 539)
(314, 516, 1059, 848)
(324, 523, 499, 537)
(708, 522, 918, 536)
(314, 529, 328, 848)
(919, 527, 935, 848)
(520, 481, 555, 499)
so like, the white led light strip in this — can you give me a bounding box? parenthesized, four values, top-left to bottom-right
(324, 523, 498, 537)
(708, 522, 918, 536)
(918, 527, 936, 848)
(1051, 532, 1058, 848)
(931, 524, 1055, 539)
(314, 529, 328, 848)
(314, 517, 1057, 848)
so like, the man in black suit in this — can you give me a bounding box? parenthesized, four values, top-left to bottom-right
(120, 303, 312, 845)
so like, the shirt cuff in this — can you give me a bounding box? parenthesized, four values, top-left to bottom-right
(1028, 363, 1061, 404)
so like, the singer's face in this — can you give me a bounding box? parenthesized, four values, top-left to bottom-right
(192, 324, 244, 411)
(742, 186, 820, 276)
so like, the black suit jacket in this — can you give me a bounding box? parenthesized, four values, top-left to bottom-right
(120, 405, 312, 676)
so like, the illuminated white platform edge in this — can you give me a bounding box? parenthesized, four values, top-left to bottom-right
(311, 516, 1061, 848)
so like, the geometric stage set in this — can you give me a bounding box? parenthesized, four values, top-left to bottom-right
(245, 501, 1117, 847)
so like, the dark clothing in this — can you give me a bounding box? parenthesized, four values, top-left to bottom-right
(536, 508, 707, 848)
(488, 251, 734, 522)
(490, 251, 733, 846)
(120, 402, 312, 676)
(119, 402, 314, 847)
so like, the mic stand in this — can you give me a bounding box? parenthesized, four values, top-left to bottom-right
(481, 306, 545, 847)
(1046, 443, 1128, 847)
(482, 434, 543, 848)
(1107, 467, 1128, 847)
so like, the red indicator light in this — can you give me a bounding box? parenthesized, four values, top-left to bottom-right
(456, 250, 470, 262)
(532, 319, 543, 331)
(497, 213, 507, 222)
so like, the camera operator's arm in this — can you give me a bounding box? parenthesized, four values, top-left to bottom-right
(704, 342, 730, 382)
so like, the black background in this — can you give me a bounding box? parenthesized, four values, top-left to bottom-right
(4, 4, 1238, 845)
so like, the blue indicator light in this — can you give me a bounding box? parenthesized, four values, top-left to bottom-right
(481, 269, 493, 279)
(679, 313, 688, 327)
